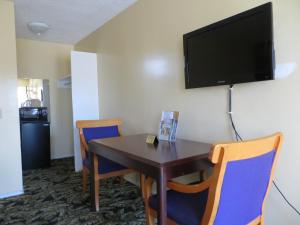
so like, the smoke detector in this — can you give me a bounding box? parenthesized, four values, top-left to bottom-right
(27, 22, 50, 36)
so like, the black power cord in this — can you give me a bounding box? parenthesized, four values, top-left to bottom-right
(228, 85, 243, 141)
(228, 84, 300, 216)
(272, 181, 300, 215)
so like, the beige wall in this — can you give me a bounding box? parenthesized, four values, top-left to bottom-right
(0, 0, 23, 197)
(75, 0, 300, 224)
(17, 39, 74, 159)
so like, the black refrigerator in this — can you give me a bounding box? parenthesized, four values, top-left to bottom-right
(20, 107, 50, 170)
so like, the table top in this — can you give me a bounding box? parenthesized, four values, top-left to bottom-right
(90, 134, 212, 167)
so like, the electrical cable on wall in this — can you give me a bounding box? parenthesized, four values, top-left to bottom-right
(228, 84, 300, 216)
(228, 85, 242, 141)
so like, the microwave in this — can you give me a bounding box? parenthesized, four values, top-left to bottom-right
(19, 107, 48, 122)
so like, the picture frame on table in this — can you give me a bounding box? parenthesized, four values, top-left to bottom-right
(158, 111, 179, 142)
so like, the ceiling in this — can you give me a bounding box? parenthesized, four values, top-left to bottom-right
(14, 0, 137, 44)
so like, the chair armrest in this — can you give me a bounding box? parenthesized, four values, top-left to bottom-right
(80, 133, 89, 150)
(167, 177, 212, 194)
(79, 133, 89, 160)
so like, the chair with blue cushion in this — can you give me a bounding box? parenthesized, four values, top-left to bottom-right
(76, 119, 143, 211)
(144, 132, 283, 225)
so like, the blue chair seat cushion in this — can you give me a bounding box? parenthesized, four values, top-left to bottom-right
(149, 187, 209, 225)
(83, 156, 127, 174)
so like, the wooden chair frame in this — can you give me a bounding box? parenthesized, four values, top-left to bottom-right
(145, 132, 283, 225)
(76, 119, 145, 211)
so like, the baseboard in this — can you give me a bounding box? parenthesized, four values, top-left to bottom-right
(51, 154, 74, 160)
(0, 190, 24, 199)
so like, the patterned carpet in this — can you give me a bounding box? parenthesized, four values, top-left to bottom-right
(0, 158, 146, 225)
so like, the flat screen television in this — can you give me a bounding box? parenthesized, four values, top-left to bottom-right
(183, 2, 274, 89)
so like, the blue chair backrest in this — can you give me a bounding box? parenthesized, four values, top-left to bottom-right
(83, 125, 119, 143)
(213, 150, 276, 225)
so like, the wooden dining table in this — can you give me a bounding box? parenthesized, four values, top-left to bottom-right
(89, 134, 212, 225)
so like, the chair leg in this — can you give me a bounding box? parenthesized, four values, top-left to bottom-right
(93, 178, 100, 212)
(140, 173, 146, 201)
(92, 153, 100, 211)
(147, 209, 155, 225)
(145, 198, 155, 225)
(82, 167, 88, 193)
(144, 177, 155, 225)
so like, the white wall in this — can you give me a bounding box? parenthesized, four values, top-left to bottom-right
(0, 0, 23, 198)
(75, 0, 300, 224)
(71, 51, 99, 171)
(16, 39, 74, 159)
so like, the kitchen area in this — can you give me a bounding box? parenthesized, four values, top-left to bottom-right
(18, 79, 51, 170)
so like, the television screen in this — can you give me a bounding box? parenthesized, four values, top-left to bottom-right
(184, 2, 274, 89)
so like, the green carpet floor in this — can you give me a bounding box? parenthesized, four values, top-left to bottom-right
(0, 158, 146, 225)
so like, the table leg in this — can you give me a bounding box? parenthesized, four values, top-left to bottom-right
(157, 168, 167, 225)
(90, 152, 99, 211)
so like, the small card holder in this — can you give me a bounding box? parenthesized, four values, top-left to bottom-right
(146, 135, 159, 145)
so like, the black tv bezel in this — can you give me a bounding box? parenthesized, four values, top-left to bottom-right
(183, 2, 274, 89)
